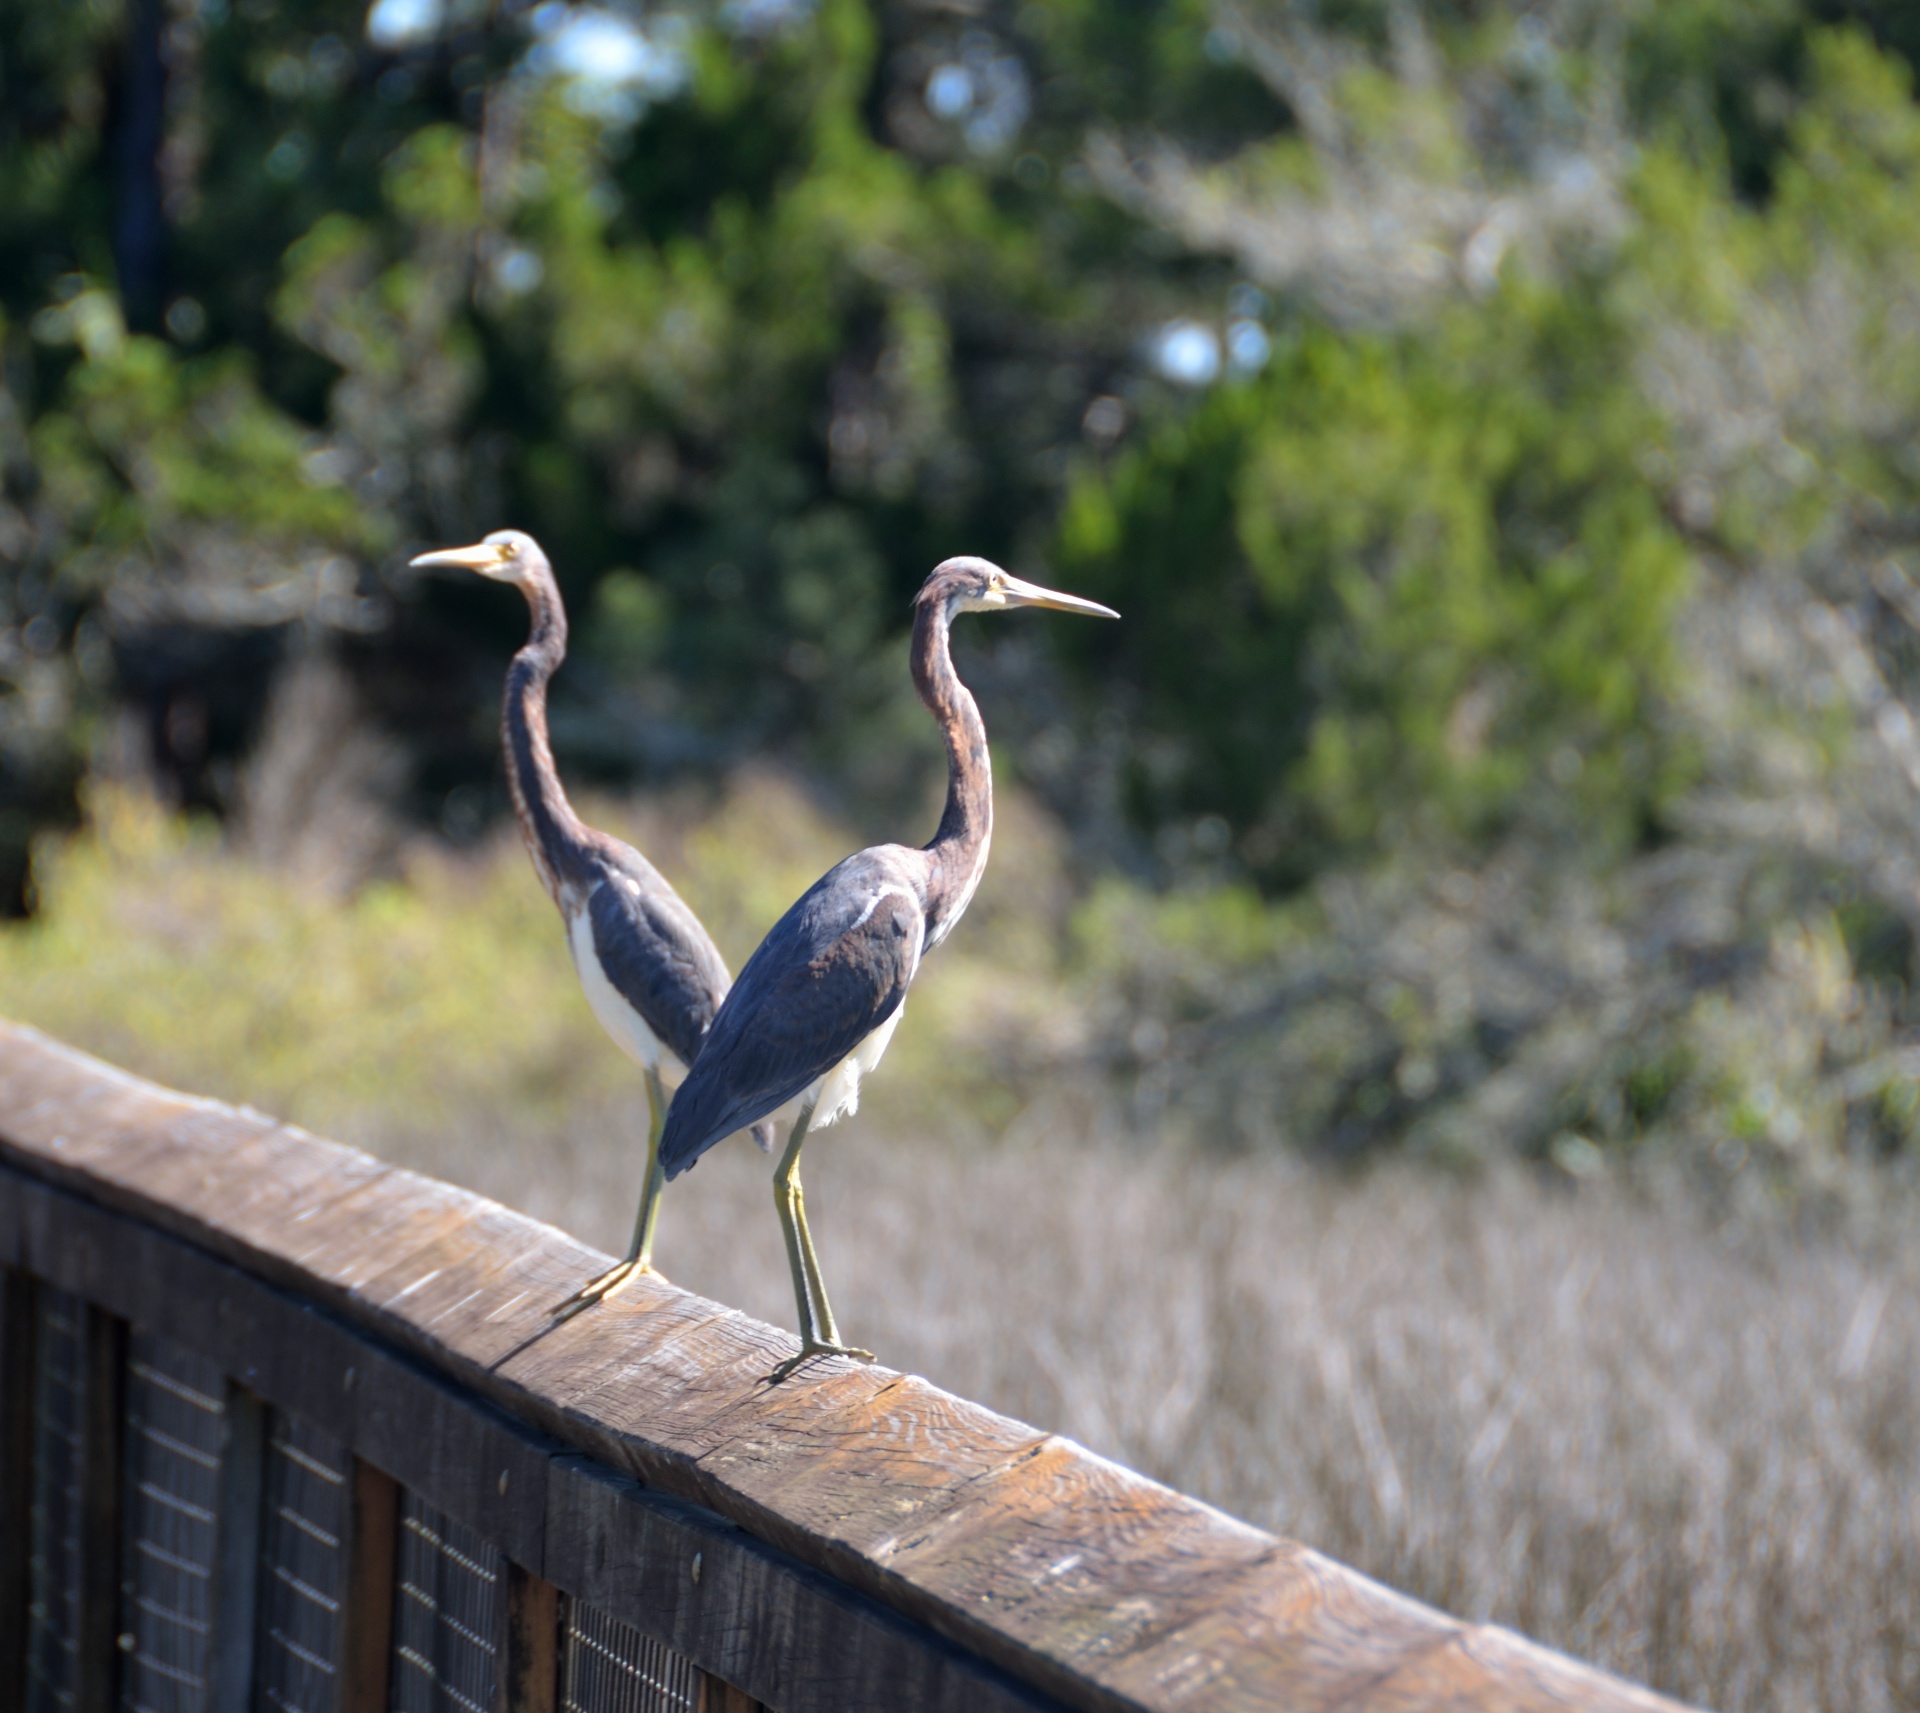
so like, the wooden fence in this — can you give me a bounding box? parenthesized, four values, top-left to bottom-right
(0, 1020, 1693, 1713)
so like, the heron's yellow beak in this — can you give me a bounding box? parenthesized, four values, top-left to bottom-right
(410, 540, 509, 575)
(998, 573, 1119, 620)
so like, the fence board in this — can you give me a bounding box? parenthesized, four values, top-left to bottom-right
(342, 1458, 401, 1713)
(76, 1300, 125, 1713)
(0, 1266, 33, 1702)
(210, 1382, 267, 1708)
(24, 1285, 88, 1713)
(0, 1023, 1689, 1713)
(501, 1565, 560, 1713)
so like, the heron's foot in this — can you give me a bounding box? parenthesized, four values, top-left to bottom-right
(766, 1339, 875, 1384)
(547, 1258, 664, 1321)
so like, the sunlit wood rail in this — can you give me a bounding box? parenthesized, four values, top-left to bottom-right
(0, 1020, 1695, 1713)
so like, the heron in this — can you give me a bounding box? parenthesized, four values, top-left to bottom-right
(649, 556, 1117, 1379)
(409, 530, 770, 1312)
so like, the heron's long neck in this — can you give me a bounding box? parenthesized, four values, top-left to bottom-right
(504, 567, 592, 903)
(913, 598, 992, 946)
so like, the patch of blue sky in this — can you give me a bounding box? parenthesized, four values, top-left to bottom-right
(524, 4, 691, 123)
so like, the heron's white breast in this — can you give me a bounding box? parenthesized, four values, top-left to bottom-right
(567, 901, 685, 1077)
(805, 882, 924, 1130)
(811, 1002, 906, 1131)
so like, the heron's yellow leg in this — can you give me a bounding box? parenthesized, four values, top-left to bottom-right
(791, 1171, 845, 1347)
(551, 1065, 670, 1317)
(773, 1099, 821, 1345)
(768, 1100, 873, 1382)
(627, 1065, 670, 1272)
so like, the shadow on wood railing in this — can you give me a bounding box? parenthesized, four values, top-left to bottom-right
(0, 1021, 1692, 1713)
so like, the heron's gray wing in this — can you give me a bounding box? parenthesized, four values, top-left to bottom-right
(586, 865, 733, 1069)
(660, 863, 922, 1178)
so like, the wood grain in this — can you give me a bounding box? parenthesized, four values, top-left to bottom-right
(0, 1022, 1698, 1713)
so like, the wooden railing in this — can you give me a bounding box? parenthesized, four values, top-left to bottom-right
(0, 1020, 1692, 1713)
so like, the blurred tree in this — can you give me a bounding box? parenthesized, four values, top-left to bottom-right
(11, 0, 1920, 1184)
(0, 0, 1915, 912)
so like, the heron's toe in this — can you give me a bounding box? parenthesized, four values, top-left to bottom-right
(766, 1341, 875, 1384)
(548, 1258, 666, 1320)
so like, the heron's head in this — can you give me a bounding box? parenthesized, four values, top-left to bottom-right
(409, 529, 547, 585)
(915, 556, 1119, 622)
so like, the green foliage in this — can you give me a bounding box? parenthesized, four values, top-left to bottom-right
(583, 569, 671, 674)
(8, 0, 1897, 890)
(1060, 279, 1691, 879)
(1623, 0, 1807, 198)
(1016, 0, 1288, 148)
(31, 304, 361, 569)
(3, 0, 1920, 877)
(0, 0, 124, 289)
(1625, 27, 1920, 556)
(1069, 874, 1299, 1035)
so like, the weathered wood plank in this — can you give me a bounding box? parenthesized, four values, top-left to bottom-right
(1360, 1625, 1685, 1713)
(0, 1023, 1696, 1713)
(1092, 1542, 1462, 1708)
